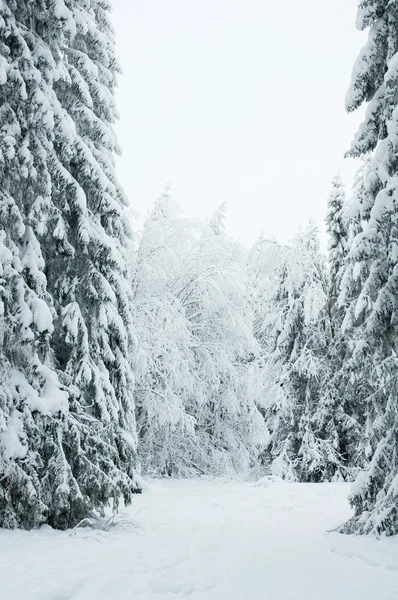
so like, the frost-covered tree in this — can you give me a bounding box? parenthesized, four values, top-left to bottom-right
(133, 194, 267, 477)
(246, 234, 290, 444)
(132, 193, 200, 476)
(187, 206, 267, 475)
(341, 0, 398, 534)
(247, 233, 288, 349)
(208, 201, 227, 236)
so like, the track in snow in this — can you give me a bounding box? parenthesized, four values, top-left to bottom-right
(2, 479, 398, 599)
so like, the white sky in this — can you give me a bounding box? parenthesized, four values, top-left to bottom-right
(112, 0, 366, 247)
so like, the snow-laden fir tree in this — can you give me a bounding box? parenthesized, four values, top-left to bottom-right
(0, 0, 71, 529)
(338, 156, 374, 364)
(258, 223, 341, 482)
(46, 0, 140, 527)
(0, 0, 139, 529)
(341, 0, 398, 534)
(323, 178, 351, 471)
(326, 176, 348, 330)
(317, 176, 363, 481)
(332, 157, 375, 476)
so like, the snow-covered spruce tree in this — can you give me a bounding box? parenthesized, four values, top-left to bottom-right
(314, 176, 364, 481)
(330, 157, 375, 477)
(323, 177, 351, 470)
(0, 0, 73, 529)
(46, 0, 140, 527)
(340, 0, 398, 534)
(0, 228, 68, 530)
(338, 157, 374, 352)
(258, 224, 340, 482)
(0, 0, 139, 529)
(326, 176, 348, 329)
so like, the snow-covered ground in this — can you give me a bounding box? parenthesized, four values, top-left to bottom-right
(2, 479, 398, 600)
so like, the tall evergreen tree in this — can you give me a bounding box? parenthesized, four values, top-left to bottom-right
(0, 0, 71, 529)
(334, 157, 374, 476)
(318, 175, 364, 481)
(258, 224, 336, 481)
(0, 0, 139, 529)
(45, 0, 140, 527)
(341, 0, 398, 534)
(326, 176, 348, 330)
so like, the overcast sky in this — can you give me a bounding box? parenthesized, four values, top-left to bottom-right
(112, 0, 366, 246)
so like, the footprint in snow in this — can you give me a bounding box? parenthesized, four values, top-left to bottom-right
(149, 574, 195, 595)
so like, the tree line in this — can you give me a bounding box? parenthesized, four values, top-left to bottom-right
(0, 0, 397, 536)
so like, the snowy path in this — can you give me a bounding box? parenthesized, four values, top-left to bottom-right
(2, 479, 398, 600)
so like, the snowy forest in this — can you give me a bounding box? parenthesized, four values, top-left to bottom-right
(1, 0, 398, 555)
